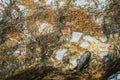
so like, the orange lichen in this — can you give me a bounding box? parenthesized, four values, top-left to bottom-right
(64, 7, 102, 37)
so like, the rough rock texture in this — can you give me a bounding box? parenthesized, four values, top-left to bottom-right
(0, 0, 120, 80)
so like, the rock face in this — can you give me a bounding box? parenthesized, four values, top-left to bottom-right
(102, 0, 120, 36)
(108, 71, 120, 80)
(0, 0, 120, 80)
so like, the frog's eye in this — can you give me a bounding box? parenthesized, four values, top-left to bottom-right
(59, 16, 66, 22)
(109, 46, 112, 47)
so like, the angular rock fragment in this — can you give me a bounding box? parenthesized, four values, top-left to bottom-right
(74, 51, 91, 71)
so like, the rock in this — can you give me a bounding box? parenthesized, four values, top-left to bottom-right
(74, 51, 91, 71)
